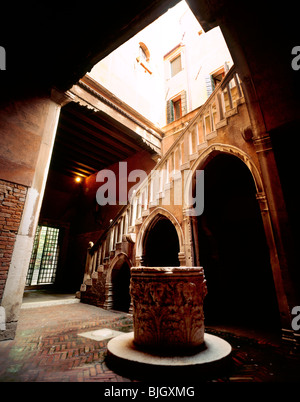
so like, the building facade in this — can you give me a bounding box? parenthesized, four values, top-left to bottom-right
(0, 0, 299, 350)
(89, 1, 232, 127)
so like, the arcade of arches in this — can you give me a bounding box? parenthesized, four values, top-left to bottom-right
(98, 153, 281, 332)
(0, 0, 299, 350)
(99, 151, 282, 336)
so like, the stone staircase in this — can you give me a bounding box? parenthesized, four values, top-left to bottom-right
(78, 65, 249, 308)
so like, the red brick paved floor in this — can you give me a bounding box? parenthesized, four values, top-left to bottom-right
(0, 303, 134, 382)
(0, 301, 299, 383)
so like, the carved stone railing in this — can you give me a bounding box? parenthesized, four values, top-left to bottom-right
(128, 65, 244, 225)
(79, 203, 133, 293)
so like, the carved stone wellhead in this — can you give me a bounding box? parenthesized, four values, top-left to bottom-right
(130, 267, 207, 354)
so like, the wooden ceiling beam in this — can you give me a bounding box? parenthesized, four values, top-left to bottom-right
(64, 106, 143, 152)
(50, 164, 89, 178)
(50, 156, 98, 177)
(54, 133, 117, 167)
(56, 121, 129, 160)
(51, 145, 106, 173)
(50, 151, 97, 172)
(60, 113, 138, 156)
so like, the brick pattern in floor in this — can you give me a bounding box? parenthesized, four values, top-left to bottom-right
(0, 302, 299, 382)
(0, 303, 133, 382)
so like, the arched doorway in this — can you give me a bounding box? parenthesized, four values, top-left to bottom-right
(111, 258, 131, 312)
(196, 153, 280, 333)
(143, 216, 180, 267)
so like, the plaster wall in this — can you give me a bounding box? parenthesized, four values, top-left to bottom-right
(0, 95, 62, 340)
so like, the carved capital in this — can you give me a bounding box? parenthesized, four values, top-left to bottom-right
(125, 233, 136, 243)
(183, 207, 194, 216)
(178, 251, 186, 266)
(135, 255, 144, 267)
(253, 134, 272, 153)
(256, 191, 269, 212)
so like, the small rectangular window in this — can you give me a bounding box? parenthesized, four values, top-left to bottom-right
(173, 98, 182, 120)
(170, 55, 182, 77)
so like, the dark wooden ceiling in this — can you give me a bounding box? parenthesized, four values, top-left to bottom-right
(50, 102, 149, 178)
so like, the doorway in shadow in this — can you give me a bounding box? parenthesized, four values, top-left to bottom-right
(111, 260, 131, 312)
(144, 216, 180, 267)
(196, 154, 280, 334)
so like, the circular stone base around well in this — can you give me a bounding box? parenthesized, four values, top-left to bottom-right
(106, 332, 232, 380)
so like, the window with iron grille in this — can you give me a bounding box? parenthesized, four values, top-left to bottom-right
(26, 225, 60, 286)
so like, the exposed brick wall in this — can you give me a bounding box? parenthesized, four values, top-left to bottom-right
(0, 180, 27, 303)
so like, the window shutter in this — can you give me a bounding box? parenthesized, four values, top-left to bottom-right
(224, 62, 232, 88)
(181, 90, 187, 116)
(205, 75, 215, 97)
(166, 99, 174, 124)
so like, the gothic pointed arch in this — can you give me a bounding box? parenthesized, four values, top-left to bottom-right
(183, 143, 264, 212)
(107, 252, 133, 283)
(104, 252, 132, 312)
(191, 148, 281, 333)
(135, 207, 185, 266)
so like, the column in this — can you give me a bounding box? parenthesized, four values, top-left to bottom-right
(118, 217, 124, 243)
(1, 89, 73, 341)
(256, 191, 292, 335)
(254, 135, 299, 339)
(103, 282, 114, 310)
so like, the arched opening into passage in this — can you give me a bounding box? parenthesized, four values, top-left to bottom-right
(195, 153, 281, 335)
(111, 258, 131, 312)
(143, 216, 180, 267)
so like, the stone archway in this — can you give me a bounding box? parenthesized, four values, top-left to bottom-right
(135, 207, 186, 267)
(184, 143, 291, 336)
(184, 144, 264, 207)
(143, 216, 180, 267)
(105, 253, 132, 312)
(192, 150, 281, 334)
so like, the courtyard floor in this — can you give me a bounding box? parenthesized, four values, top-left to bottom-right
(0, 293, 299, 385)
